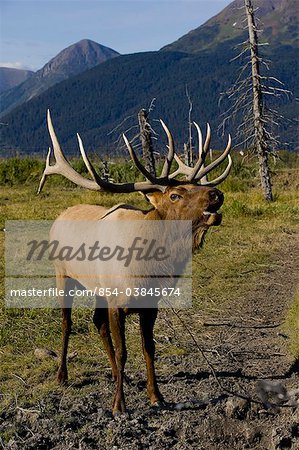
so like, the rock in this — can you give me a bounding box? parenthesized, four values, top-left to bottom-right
(288, 388, 299, 407)
(243, 425, 262, 447)
(174, 402, 186, 411)
(34, 348, 58, 360)
(256, 380, 288, 408)
(225, 397, 249, 419)
(34, 348, 77, 361)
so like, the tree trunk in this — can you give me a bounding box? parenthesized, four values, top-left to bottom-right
(101, 161, 110, 182)
(184, 143, 193, 167)
(245, 0, 273, 201)
(138, 109, 156, 177)
(186, 87, 194, 167)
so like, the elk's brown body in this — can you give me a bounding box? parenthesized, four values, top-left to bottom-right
(39, 111, 232, 415)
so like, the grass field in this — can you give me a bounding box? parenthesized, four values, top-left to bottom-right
(0, 152, 298, 427)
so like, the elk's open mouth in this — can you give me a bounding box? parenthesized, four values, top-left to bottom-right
(203, 210, 222, 226)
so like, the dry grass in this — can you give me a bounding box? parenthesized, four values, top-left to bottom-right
(283, 292, 299, 358)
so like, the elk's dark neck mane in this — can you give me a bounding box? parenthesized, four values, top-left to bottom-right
(144, 208, 209, 251)
(192, 221, 209, 252)
(144, 208, 163, 220)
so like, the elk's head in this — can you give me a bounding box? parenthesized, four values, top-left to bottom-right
(146, 185, 223, 223)
(146, 184, 224, 250)
(38, 111, 232, 251)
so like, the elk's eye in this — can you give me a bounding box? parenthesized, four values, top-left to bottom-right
(170, 193, 181, 201)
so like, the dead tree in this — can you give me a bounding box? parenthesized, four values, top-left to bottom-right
(101, 161, 111, 182)
(245, 0, 272, 200)
(220, 0, 291, 202)
(138, 109, 156, 177)
(184, 87, 194, 167)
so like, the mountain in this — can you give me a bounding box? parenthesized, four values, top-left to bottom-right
(0, 0, 297, 155)
(162, 0, 298, 53)
(0, 67, 34, 94)
(0, 39, 120, 116)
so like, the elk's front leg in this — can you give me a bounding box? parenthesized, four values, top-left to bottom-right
(139, 308, 164, 406)
(57, 277, 74, 384)
(109, 308, 127, 415)
(93, 297, 117, 381)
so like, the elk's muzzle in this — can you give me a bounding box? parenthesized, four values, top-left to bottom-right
(203, 189, 224, 226)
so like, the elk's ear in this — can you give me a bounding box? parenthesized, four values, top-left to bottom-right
(145, 191, 164, 208)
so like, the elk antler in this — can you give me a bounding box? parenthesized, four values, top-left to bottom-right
(38, 110, 177, 194)
(169, 122, 232, 186)
(38, 110, 232, 194)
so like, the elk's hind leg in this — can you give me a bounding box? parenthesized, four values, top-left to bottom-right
(56, 276, 74, 384)
(139, 308, 164, 406)
(93, 297, 117, 381)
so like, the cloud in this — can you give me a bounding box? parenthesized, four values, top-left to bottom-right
(0, 62, 33, 70)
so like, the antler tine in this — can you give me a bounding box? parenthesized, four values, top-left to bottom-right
(200, 154, 232, 186)
(200, 122, 211, 184)
(203, 122, 211, 153)
(194, 134, 232, 181)
(194, 121, 203, 159)
(77, 133, 97, 182)
(188, 122, 210, 181)
(122, 133, 158, 183)
(160, 120, 175, 178)
(37, 146, 51, 193)
(47, 109, 65, 163)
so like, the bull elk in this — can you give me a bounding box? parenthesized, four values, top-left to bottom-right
(38, 110, 232, 415)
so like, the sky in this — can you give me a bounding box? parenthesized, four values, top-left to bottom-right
(0, 0, 232, 71)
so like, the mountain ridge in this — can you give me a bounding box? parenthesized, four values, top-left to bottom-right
(0, 67, 34, 94)
(0, 39, 120, 116)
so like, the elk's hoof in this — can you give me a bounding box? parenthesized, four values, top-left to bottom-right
(151, 399, 166, 409)
(57, 370, 68, 385)
(112, 398, 126, 417)
(113, 411, 130, 420)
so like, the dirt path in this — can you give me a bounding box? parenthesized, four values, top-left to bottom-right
(2, 235, 299, 449)
(199, 232, 299, 379)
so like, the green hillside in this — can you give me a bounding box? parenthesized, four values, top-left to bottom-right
(162, 0, 298, 53)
